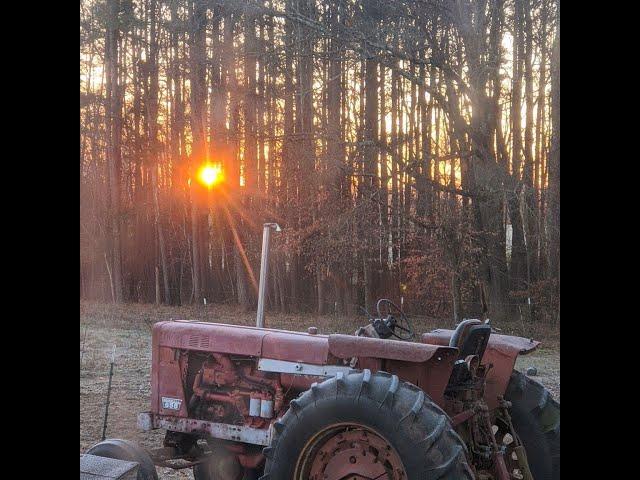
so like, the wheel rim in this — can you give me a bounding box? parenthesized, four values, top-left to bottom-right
(295, 424, 407, 480)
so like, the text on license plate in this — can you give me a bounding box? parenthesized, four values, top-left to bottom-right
(161, 397, 182, 410)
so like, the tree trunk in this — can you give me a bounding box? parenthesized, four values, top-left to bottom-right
(451, 272, 463, 323)
(188, 0, 207, 304)
(418, 61, 431, 219)
(391, 63, 399, 264)
(151, 166, 170, 304)
(523, 0, 536, 285)
(547, 2, 560, 287)
(281, 0, 295, 311)
(317, 270, 325, 314)
(244, 8, 258, 199)
(105, 0, 123, 303)
(508, 0, 527, 295)
(146, 0, 170, 305)
(363, 55, 378, 309)
(454, 0, 509, 320)
(535, 0, 549, 278)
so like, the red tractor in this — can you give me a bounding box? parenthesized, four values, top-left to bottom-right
(88, 299, 559, 480)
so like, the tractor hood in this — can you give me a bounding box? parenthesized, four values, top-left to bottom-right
(152, 320, 456, 366)
(153, 320, 331, 364)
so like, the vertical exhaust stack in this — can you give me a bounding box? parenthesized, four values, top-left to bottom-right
(256, 223, 281, 328)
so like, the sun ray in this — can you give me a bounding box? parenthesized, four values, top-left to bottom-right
(218, 189, 261, 232)
(221, 203, 259, 294)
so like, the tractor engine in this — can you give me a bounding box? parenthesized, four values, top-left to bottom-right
(186, 353, 284, 430)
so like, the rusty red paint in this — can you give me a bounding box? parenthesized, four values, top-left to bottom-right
(423, 329, 540, 356)
(152, 321, 459, 415)
(451, 409, 476, 427)
(383, 351, 457, 407)
(306, 428, 406, 480)
(422, 329, 540, 409)
(156, 347, 188, 417)
(493, 451, 512, 480)
(148, 320, 539, 478)
(328, 333, 455, 363)
(154, 320, 331, 363)
(261, 330, 330, 364)
(152, 414, 272, 445)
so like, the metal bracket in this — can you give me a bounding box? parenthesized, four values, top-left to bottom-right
(148, 414, 272, 446)
(257, 358, 354, 377)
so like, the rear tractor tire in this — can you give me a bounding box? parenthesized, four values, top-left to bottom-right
(504, 370, 560, 480)
(86, 438, 158, 480)
(261, 370, 474, 480)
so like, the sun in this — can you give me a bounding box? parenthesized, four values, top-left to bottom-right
(197, 163, 224, 188)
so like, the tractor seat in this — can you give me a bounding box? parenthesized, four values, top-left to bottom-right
(449, 319, 492, 362)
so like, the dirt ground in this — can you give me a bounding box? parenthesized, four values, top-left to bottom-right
(80, 301, 559, 479)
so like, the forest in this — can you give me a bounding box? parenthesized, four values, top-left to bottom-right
(80, 0, 560, 324)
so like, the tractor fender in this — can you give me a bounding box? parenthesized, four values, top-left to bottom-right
(328, 333, 455, 363)
(329, 334, 459, 406)
(421, 330, 541, 409)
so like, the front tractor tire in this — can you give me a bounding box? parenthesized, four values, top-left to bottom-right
(261, 370, 474, 480)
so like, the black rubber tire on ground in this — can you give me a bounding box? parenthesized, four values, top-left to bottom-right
(504, 370, 560, 480)
(260, 369, 474, 480)
(86, 438, 158, 480)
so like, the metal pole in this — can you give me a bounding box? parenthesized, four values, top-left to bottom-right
(80, 324, 88, 371)
(101, 346, 116, 441)
(256, 223, 280, 328)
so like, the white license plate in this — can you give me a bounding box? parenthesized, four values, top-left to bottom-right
(161, 397, 182, 410)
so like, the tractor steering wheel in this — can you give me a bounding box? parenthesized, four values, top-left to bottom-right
(375, 298, 415, 341)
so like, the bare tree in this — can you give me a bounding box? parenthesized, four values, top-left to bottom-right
(105, 0, 123, 303)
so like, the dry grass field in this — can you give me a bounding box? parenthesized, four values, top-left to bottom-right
(80, 301, 559, 479)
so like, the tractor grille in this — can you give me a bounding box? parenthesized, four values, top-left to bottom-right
(187, 334, 210, 349)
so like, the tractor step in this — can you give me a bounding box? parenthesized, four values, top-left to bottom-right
(80, 454, 139, 480)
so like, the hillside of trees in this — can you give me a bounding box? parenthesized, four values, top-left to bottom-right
(80, 0, 560, 324)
